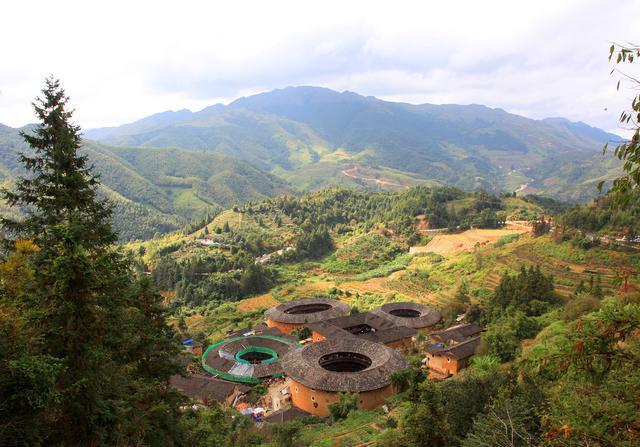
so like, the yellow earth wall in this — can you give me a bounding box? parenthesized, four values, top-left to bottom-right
(289, 379, 394, 417)
(426, 353, 469, 375)
(266, 319, 302, 335)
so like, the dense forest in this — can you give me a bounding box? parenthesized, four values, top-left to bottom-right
(0, 79, 187, 446)
(560, 193, 640, 237)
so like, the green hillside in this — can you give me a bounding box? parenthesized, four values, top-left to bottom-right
(5, 87, 627, 241)
(86, 86, 624, 201)
(136, 186, 557, 306)
(135, 186, 639, 446)
(0, 125, 292, 240)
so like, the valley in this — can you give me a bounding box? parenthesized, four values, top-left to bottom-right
(3, 3, 639, 446)
(131, 186, 639, 445)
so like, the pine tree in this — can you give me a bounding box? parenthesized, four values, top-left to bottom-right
(2, 77, 113, 246)
(0, 78, 184, 446)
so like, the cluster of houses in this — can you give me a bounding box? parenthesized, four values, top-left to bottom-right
(171, 297, 483, 422)
(194, 235, 231, 249)
(255, 246, 295, 264)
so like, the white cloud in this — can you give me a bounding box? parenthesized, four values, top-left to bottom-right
(0, 0, 638, 134)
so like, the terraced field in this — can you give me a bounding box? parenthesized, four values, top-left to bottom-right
(230, 234, 639, 327)
(174, 226, 639, 344)
(237, 293, 280, 311)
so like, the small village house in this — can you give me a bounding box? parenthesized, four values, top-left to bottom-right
(423, 323, 483, 377)
(170, 374, 249, 407)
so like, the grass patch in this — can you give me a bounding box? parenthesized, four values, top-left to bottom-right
(299, 410, 384, 446)
(324, 233, 405, 274)
(494, 233, 521, 247)
(337, 253, 413, 282)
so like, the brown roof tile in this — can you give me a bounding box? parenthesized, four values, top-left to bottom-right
(170, 374, 239, 403)
(430, 323, 483, 343)
(265, 297, 350, 324)
(425, 336, 481, 360)
(264, 406, 311, 423)
(371, 302, 441, 329)
(307, 312, 416, 344)
(281, 338, 409, 392)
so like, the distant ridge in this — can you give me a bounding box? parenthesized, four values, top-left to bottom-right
(0, 125, 292, 241)
(84, 86, 623, 202)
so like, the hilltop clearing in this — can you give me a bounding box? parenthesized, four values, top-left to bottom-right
(410, 228, 528, 255)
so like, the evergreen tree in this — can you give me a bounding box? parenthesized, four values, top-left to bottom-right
(2, 78, 113, 245)
(401, 381, 449, 446)
(0, 78, 184, 446)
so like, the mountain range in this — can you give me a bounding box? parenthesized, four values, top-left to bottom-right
(86, 86, 623, 199)
(1, 86, 625, 240)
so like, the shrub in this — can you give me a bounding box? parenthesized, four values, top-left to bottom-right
(470, 355, 501, 374)
(563, 295, 602, 321)
(328, 393, 360, 421)
(494, 233, 520, 247)
(376, 429, 404, 447)
(324, 234, 405, 274)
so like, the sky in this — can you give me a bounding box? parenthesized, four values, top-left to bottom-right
(1, 0, 638, 135)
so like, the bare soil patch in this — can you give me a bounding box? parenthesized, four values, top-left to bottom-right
(410, 228, 527, 255)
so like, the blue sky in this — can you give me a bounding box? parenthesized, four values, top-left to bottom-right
(1, 0, 638, 135)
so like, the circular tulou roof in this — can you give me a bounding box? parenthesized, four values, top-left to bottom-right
(371, 302, 442, 329)
(202, 335, 300, 383)
(264, 297, 350, 325)
(280, 337, 409, 392)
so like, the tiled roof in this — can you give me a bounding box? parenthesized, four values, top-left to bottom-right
(371, 302, 442, 329)
(170, 374, 239, 403)
(281, 337, 409, 392)
(264, 406, 311, 423)
(203, 335, 300, 381)
(264, 298, 350, 324)
(425, 336, 481, 360)
(307, 311, 416, 344)
(430, 323, 483, 343)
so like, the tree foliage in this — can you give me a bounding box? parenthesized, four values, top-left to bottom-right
(328, 392, 360, 421)
(0, 78, 183, 446)
(602, 44, 640, 203)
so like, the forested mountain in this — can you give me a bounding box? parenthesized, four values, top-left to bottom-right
(3, 87, 626, 240)
(0, 124, 291, 240)
(86, 86, 624, 201)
